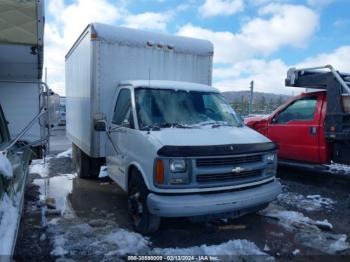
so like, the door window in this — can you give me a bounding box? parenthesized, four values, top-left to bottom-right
(275, 96, 318, 124)
(112, 89, 134, 128)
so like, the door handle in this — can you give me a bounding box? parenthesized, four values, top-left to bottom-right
(310, 126, 317, 135)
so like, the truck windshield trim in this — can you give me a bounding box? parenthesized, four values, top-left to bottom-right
(134, 87, 241, 130)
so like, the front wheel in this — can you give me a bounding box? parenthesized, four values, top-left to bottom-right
(128, 170, 160, 234)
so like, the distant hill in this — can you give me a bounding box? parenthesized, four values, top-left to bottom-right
(222, 91, 292, 115)
(222, 91, 292, 104)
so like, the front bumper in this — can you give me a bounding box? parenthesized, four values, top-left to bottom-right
(147, 180, 281, 217)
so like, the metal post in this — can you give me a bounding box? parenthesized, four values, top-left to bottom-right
(249, 80, 254, 115)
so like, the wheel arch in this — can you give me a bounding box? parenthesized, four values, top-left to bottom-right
(127, 162, 151, 192)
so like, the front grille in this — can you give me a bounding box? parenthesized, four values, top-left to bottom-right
(196, 155, 263, 167)
(197, 169, 262, 183)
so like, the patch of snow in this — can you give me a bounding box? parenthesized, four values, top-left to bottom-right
(48, 218, 60, 225)
(292, 249, 300, 255)
(0, 153, 13, 178)
(263, 244, 271, 252)
(104, 229, 150, 256)
(152, 240, 273, 260)
(51, 235, 68, 256)
(40, 233, 47, 242)
(46, 215, 271, 260)
(315, 219, 333, 230)
(326, 163, 350, 175)
(56, 148, 72, 158)
(277, 192, 335, 211)
(99, 166, 109, 178)
(263, 209, 313, 231)
(0, 194, 19, 255)
(261, 205, 350, 254)
(328, 235, 350, 254)
(306, 195, 335, 207)
(29, 159, 49, 177)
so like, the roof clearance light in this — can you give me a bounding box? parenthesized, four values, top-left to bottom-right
(147, 41, 154, 47)
(91, 33, 98, 40)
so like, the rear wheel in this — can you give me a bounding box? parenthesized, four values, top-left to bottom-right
(72, 143, 101, 179)
(128, 170, 160, 234)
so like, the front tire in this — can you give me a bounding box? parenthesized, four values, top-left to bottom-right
(128, 170, 160, 234)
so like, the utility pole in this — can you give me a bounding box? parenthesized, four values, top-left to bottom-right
(249, 80, 254, 115)
(45, 67, 47, 83)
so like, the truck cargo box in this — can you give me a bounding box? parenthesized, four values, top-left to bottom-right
(65, 23, 214, 158)
(0, 0, 48, 148)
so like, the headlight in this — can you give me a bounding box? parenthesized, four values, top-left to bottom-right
(266, 153, 276, 163)
(169, 159, 187, 173)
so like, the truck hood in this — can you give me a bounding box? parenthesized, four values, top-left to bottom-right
(148, 126, 270, 147)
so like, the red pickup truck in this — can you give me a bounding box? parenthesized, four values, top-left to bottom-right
(245, 66, 350, 169)
(245, 91, 329, 165)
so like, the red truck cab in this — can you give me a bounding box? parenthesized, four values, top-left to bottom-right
(245, 91, 330, 165)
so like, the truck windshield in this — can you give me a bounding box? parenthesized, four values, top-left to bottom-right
(135, 88, 241, 129)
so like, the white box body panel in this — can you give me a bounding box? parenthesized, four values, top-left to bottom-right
(66, 23, 213, 158)
(0, 83, 43, 143)
(66, 29, 92, 156)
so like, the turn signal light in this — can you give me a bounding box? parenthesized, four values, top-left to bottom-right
(155, 159, 164, 184)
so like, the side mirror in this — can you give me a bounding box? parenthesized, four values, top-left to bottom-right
(271, 116, 278, 124)
(121, 119, 130, 127)
(94, 119, 107, 132)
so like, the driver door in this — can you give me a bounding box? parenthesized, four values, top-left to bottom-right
(267, 95, 323, 163)
(106, 89, 135, 189)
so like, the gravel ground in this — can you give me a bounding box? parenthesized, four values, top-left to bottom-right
(13, 128, 350, 261)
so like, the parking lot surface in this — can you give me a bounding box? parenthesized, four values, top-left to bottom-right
(14, 128, 350, 261)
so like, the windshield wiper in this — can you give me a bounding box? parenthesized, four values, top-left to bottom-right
(140, 123, 194, 131)
(158, 122, 193, 129)
(197, 121, 235, 128)
(140, 124, 161, 131)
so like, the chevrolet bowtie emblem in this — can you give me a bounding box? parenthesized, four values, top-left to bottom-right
(232, 167, 245, 173)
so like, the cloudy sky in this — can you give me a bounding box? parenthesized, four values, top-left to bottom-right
(44, 0, 350, 96)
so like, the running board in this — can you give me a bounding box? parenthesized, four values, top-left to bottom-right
(278, 160, 329, 172)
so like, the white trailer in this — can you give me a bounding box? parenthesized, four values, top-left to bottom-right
(0, 0, 57, 156)
(66, 23, 213, 160)
(0, 0, 58, 255)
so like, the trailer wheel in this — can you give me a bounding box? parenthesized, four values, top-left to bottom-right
(73, 144, 100, 179)
(128, 170, 160, 234)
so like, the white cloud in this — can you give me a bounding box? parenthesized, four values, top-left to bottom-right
(245, 4, 319, 51)
(199, 0, 244, 18)
(214, 59, 291, 94)
(44, 0, 122, 95)
(123, 12, 172, 31)
(296, 45, 350, 71)
(213, 45, 350, 94)
(179, 4, 319, 63)
(45, 1, 190, 95)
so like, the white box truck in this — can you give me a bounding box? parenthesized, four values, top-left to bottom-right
(66, 23, 281, 234)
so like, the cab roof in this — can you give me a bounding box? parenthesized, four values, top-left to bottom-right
(119, 80, 219, 93)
